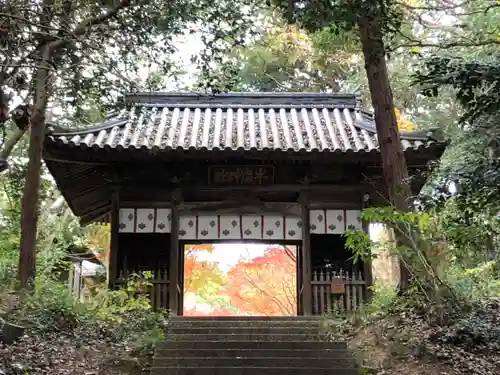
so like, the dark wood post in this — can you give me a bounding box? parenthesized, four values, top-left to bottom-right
(108, 191, 120, 289)
(361, 192, 374, 301)
(300, 192, 312, 315)
(169, 193, 181, 315)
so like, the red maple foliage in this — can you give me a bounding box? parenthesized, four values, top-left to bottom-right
(225, 246, 297, 316)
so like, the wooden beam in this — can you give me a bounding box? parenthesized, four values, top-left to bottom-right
(169, 192, 181, 315)
(308, 202, 362, 210)
(300, 193, 312, 316)
(120, 184, 366, 195)
(178, 201, 301, 216)
(120, 201, 173, 209)
(79, 205, 111, 226)
(108, 192, 120, 289)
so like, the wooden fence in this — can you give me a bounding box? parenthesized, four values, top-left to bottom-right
(311, 268, 366, 315)
(116, 268, 170, 310)
(115, 267, 365, 314)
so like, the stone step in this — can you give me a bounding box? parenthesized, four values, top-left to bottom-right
(156, 340, 347, 350)
(153, 357, 357, 368)
(150, 367, 359, 375)
(169, 316, 322, 322)
(154, 348, 351, 358)
(167, 333, 328, 341)
(168, 327, 322, 334)
(168, 320, 325, 329)
(167, 332, 326, 342)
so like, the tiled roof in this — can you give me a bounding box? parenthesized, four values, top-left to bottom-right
(46, 92, 439, 154)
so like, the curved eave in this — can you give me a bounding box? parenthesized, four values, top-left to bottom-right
(44, 137, 446, 165)
(50, 115, 435, 143)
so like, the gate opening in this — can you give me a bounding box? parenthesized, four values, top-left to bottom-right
(182, 243, 297, 317)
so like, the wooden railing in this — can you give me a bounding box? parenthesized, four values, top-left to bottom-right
(311, 268, 366, 315)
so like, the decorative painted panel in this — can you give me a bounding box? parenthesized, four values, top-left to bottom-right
(309, 210, 326, 234)
(285, 216, 302, 240)
(241, 215, 262, 239)
(179, 216, 197, 239)
(345, 210, 362, 230)
(219, 215, 241, 240)
(197, 215, 219, 239)
(118, 208, 135, 233)
(117, 209, 363, 236)
(135, 208, 155, 233)
(325, 209, 344, 234)
(263, 215, 284, 240)
(155, 208, 172, 233)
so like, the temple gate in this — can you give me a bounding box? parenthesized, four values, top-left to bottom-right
(43, 91, 445, 315)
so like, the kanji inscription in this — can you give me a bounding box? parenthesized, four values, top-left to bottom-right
(209, 166, 274, 185)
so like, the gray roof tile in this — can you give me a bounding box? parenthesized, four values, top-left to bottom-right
(47, 92, 437, 153)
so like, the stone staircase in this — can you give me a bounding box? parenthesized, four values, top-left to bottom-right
(151, 316, 359, 374)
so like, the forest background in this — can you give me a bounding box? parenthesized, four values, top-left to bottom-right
(0, 0, 500, 374)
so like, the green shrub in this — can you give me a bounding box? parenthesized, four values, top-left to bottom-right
(446, 261, 500, 303)
(5, 275, 90, 330)
(3, 271, 166, 354)
(366, 282, 399, 315)
(84, 272, 167, 352)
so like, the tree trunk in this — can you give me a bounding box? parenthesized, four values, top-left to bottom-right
(357, 10, 412, 292)
(0, 128, 28, 172)
(17, 46, 52, 289)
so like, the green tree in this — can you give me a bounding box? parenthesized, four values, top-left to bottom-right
(261, 0, 499, 291)
(0, 0, 254, 288)
(220, 23, 361, 92)
(414, 54, 500, 263)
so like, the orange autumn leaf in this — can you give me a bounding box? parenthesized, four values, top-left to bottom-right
(185, 243, 215, 253)
(394, 107, 417, 132)
(183, 245, 224, 295)
(225, 246, 297, 316)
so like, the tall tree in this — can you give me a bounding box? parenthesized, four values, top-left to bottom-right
(264, 0, 414, 290)
(264, 0, 499, 291)
(0, 0, 254, 288)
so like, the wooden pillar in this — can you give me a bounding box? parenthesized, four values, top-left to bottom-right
(108, 191, 120, 289)
(169, 195, 180, 315)
(300, 192, 312, 315)
(361, 192, 374, 301)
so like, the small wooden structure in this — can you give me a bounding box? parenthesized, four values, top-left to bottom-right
(62, 245, 105, 299)
(43, 92, 445, 315)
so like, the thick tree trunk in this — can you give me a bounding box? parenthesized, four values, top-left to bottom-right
(357, 11, 412, 291)
(17, 47, 52, 289)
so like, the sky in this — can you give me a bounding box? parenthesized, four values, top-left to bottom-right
(164, 34, 205, 90)
(190, 243, 269, 272)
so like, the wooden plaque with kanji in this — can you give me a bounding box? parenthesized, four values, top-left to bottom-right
(330, 278, 345, 294)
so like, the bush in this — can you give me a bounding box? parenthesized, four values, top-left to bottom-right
(6, 276, 90, 331)
(85, 272, 167, 352)
(2, 271, 167, 355)
(446, 261, 500, 304)
(365, 282, 399, 315)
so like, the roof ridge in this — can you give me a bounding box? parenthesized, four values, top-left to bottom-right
(125, 91, 359, 108)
